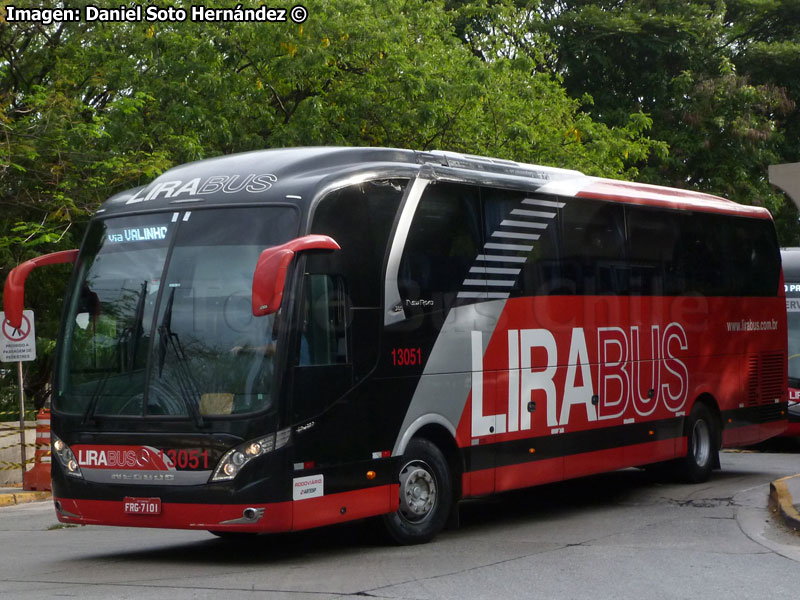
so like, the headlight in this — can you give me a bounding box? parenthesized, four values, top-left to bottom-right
(51, 434, 83, 479)
(210, 428, 291, 482)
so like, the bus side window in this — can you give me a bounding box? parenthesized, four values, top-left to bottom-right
(481, 189, 564, 297)
(298, 274, 348, 366)
(728, 218, 780, 296)
(398, 182, 482, 313)
(289, 273, 352, 423)
(561, 199, 626, 295)
(308, 180, 406, 378)
(626, 206, 680, 295)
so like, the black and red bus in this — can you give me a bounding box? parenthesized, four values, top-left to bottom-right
(3, 147, 788, 543)
(781, 248, 800, 437)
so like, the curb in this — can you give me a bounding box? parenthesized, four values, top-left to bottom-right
(769, 475, 800, 533)
(0, 491, 51, 508)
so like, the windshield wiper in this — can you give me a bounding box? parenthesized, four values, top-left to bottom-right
(156, 286, 205, 427)
(117, 280, 148, 373)
(81, 370, 112, 425)
(157, 287, 175, 378)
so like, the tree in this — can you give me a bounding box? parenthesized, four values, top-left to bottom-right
(522, 0, 797, 241)
(726, 0, 800, 243)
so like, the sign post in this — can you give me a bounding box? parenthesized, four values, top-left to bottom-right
(16, 362, 25, 482)
(0, 310, 36, 482)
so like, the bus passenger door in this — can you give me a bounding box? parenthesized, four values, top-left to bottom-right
(290, 180, 408, 469)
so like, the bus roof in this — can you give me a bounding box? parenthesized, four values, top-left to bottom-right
(98, 147, 421, 215)
(97, 146, 772, 220)
(538, 177, 773, 219)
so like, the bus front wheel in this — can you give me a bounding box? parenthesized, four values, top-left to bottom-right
(681, 403, 719, 483)
(382, 438, 452, 545)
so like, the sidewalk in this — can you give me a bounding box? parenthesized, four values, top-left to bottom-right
(0, 485, 51, 507)
(770, 473, 800, 533)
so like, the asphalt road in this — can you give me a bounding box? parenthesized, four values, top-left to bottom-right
(1, 451, 799, 600)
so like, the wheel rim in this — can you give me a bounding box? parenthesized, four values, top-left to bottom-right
(398, 460, 437, 523)
(692, 419, 711, 467)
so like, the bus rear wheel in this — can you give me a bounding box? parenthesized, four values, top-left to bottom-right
(381, 438, 452, 545)
(681, 403, 719, 483)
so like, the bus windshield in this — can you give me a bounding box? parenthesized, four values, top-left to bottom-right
(56, 206, 298, 420)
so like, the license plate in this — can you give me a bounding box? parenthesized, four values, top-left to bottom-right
(123, 497, 162, 515)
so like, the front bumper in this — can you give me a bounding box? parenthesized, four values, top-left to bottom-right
(54, 483, 397, 533)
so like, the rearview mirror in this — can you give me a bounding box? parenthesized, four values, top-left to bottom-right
(252, 235, 340, 316)
(3, 249, 79, 329)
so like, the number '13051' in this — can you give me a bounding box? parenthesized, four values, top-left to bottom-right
(391, 347, 422, 366)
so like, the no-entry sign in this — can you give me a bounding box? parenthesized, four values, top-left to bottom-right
(0, 310, 36, 362)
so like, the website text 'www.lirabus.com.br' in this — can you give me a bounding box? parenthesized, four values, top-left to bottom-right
(726, 319, 779, 332)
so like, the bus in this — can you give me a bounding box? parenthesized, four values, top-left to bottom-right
(3, 147, 788, 544)
(781, 248, 800, 437)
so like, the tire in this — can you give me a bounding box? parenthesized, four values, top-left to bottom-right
(381, 438, 452, 545)
(681, 403, 719, 483)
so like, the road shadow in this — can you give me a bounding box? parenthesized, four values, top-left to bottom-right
(64, 466, 713, 565)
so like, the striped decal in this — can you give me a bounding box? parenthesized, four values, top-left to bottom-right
(458, 197, 565, 300)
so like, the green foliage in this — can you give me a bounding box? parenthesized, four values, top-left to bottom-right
(524, 0, 799, 240)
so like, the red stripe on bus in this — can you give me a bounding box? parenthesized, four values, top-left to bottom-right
(722, 421, 788, 447)
(462, 438, 682, 498)
(55, 497, 293, 532)
(54, 484, 399, 533)
(784, 422, 800, 437)
(292, 484, 398, 532)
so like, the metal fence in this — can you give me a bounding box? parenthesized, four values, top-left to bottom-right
(0, 412, 38, 485)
